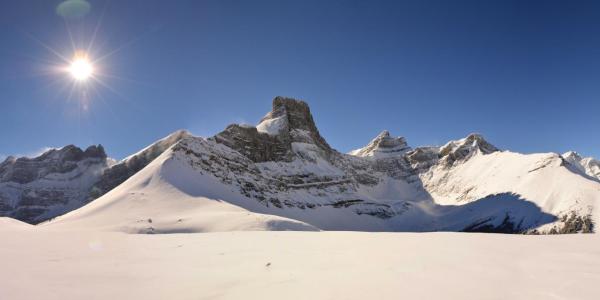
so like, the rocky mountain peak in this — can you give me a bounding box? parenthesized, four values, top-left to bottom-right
(562, 151, 583, 162)
(562, 151, 600, 181)
(349, 130, 411, 158)
(84, 145, 107, 159)
(376, 130, 391, 139)
(35, 144, 106, 163)
(213, 97, 333, 162)
(438, 133, 498, 164)
(267, 97, 314, 131)
(259, 96, 331, 149)
(0, 144, 107, 185)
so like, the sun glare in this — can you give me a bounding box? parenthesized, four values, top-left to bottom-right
(68, 53, 94, 81)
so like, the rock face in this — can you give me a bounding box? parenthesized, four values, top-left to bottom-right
(0, 145, 109, 223)
(212, 97, 333, 163)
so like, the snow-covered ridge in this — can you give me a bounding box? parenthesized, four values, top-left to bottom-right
(0, 144, 109, 223)
(41, 97, 600, 234)
(4, 96, 600, 234)
(562, 151, 600, 181)
(349, 130, 412, 158)
(0, 131, 190, 224)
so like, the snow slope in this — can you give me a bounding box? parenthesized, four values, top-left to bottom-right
(1, 228, 599, 300)
(421, 151, 600, 232)
(47, 147, 317, 233)
(0, 217, 33, 231)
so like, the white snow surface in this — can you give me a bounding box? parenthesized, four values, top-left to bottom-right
(256, 115, 287, 135)
(0, 217, 33, 230)
(422, 151, 600, 230)
(1, 228, 599, 300)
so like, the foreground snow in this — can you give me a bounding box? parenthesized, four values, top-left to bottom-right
(1, 228, 599, 300)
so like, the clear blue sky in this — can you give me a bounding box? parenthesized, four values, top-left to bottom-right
(1, 0, 599, 160)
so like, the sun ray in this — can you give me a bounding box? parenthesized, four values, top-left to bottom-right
(86, 1, 109, 55)
(92, 26, 161, 64)
(65, 81, 77, 104)
(93, 71, 150, 86)
(63, 18, 78, 53)
(88, 78, 119, 121)
(91, 76, 128, 102)
(21, 30, 71, 63)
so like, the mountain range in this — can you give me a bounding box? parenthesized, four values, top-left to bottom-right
(1, 96, 599, 234)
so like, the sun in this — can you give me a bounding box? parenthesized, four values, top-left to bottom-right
(68, 52, 94, 81)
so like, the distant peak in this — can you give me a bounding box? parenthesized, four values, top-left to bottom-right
(349, 130, 411, 158)
(439, 133, 498, 162)
(460, 133, 496, 151)
(166, 129, 193, 142)
(562, 151, 582, 161)
(26, 144, 106, 162)
(83, 145, 107, 159)
(376, 130, 391, 139)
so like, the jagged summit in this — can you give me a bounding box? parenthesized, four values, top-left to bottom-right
(0, 144, 106, 185)
(563, 151, 582, 161)
(439, 133, 497, 160)
(257, 96, 331, 150)
(349, 130, 411, 158)
(0, 144, 110, 223)
(36, 144, 106, 162)
(562, 151, 600, 181)
(212, 97, 332, 162)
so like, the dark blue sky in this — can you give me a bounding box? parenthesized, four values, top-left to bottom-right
(1, 0, 599, 160)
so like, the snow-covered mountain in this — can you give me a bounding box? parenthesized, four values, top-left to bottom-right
(44, 97, 600, 234)
(0, 131, 189, 224)
(349, 130, 411, 158)
(0, 145, 108, 223)
(562, 151, 600, 182)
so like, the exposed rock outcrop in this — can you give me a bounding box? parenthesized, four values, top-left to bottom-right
(212, 97, 334, 163)
(0, 145, 108, 223)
